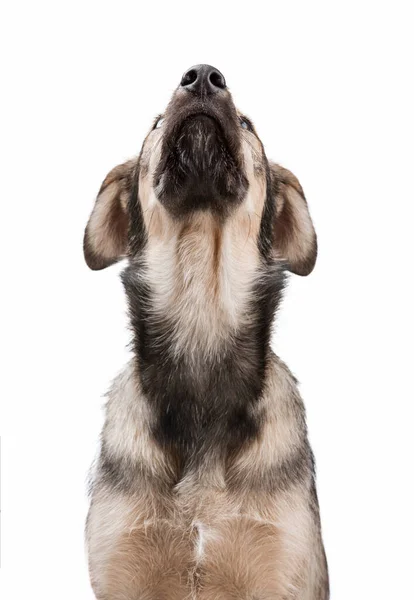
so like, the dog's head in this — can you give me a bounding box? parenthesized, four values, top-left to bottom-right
(84, 64, 317, 277)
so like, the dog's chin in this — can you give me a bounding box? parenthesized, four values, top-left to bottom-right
(154, 115, 249, 217)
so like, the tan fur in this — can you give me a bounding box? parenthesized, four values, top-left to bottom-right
(85, 103, 327, 598)
(87, 356, 326, 599)
(271, 164, 317, 276)
(102, 363, 170, 477)
(88, 492, 193, 600)
(228, 360, 307, 479)
(84, 160, 134, 270)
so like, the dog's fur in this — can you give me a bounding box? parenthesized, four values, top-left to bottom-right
(84, 65, 329, 599)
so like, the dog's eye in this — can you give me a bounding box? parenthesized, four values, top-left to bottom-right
(154, 116, 165, 129)
(240, 117, 253, 132)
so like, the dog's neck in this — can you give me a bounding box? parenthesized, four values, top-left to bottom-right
(147, 211, 264, 358)
(122, 211, 285, 467)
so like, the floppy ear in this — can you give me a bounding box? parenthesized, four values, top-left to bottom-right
(270, 162, 317, 276)
(83, 159, 136, 270)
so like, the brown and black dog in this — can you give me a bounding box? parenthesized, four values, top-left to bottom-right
(84, 64, 329, 600)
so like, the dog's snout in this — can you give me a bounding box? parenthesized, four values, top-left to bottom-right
(180, 64, 226, 95)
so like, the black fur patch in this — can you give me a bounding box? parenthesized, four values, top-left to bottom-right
(228, 442, 314, 494)
(154, 115, 248, 218)
(121, 250, 286, 479)
(154, 86, 248, 218)
(98, 443, 175, 493)
(258, 163, 278, 259)
(127, 160, 147, 256)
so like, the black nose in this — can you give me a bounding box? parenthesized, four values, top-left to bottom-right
(180, 64, 226, 95)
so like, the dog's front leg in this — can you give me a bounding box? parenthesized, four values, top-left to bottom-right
(86, 487, 193, 600)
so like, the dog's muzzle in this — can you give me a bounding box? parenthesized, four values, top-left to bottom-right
(153, 65, 248, 216)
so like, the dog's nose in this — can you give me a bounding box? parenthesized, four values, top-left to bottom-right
(180, 64, 226, 95)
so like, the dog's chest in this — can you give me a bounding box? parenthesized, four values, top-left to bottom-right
(147, 353, 263, 469)
(121, 218, 285, 475)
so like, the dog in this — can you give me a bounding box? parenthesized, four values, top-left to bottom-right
(84, 64, 329, 600)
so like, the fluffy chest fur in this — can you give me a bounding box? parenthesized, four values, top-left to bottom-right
(121, 211, 285, 471)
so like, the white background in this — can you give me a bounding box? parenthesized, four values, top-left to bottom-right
(1, 1, 413, 598)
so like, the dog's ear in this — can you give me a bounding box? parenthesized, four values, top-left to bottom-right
(83, 159, 136, 270)
(270, 162, 317, 276)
